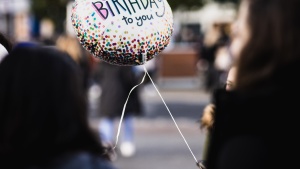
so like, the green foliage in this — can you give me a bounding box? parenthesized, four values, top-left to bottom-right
(31, 0, 240, 34)
(31, 0, 70, 33)
(214, 0, 240, 4)
(167, 0, 240, 10)
(167, 0, 204, 10)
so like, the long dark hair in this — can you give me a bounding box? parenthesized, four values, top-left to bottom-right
(235, 0, 300, 90)
(0, 46, 109, 168)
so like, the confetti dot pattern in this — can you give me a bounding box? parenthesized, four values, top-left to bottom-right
(71, 0, 174, 66)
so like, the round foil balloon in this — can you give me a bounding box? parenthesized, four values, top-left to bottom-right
(71, 0, 174, 66)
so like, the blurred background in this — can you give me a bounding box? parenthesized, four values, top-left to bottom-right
(0, 0, 240, 168)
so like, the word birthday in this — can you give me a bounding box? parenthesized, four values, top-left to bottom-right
(92, 0, 165, 21)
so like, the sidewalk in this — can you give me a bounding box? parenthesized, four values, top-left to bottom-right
(88, 82, 211, 169)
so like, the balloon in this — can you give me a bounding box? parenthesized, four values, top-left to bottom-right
(71, 0, 174, 66)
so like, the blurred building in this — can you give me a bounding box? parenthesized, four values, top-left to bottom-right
(157, 1, 237, 90)
(173, 1, 236, 43)
(0, 0, 31, 42)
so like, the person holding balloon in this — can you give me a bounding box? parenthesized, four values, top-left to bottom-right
(205, 0, 300, 169)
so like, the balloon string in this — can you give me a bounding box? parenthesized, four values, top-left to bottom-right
(112, 66, 198, 165)
(142, 66, 199, 164)
(112, 68, 147, 150)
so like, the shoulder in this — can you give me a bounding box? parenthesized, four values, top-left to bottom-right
(211, 135, 267, 169)
(51, 152, 118, 169)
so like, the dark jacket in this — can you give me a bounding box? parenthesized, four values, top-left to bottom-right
(95, 62, 143, 118)
(206, 61, 300, 169)
(27, 152, 117, 169)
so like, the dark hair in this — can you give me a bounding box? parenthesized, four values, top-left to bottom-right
(0, 46, 109, 168)
(235, 0, 300, 90)
(0, 32, 13, 53)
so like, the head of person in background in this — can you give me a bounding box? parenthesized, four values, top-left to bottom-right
(0, 46, 114, 168)
(56, 34, 83, 64)
(56, 34, 92, 91)
(0, 32, 13, 63)
(231, 0, 300, 91)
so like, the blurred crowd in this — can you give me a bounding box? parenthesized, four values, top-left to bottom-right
(1, 0, 300, 169)
(198, 22, 233, 92)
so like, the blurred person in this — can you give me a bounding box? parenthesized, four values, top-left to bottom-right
(199, 23, 230, 92)
(39, 18, 56, 46)
(198, 66, 236, 169)
(0, 45, 117, 169)
(206, 0, 300, 169)
(94, 61, 143, 158)
(56, 34, 93, 91)
(213, 24, 234, 85)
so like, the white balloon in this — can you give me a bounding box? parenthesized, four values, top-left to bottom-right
(72, 0, 174, 66)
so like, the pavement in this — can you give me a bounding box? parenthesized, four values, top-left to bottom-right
(88, 79, 212, 169)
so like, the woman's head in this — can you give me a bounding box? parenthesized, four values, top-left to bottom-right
(0, 46, 108, 166)
(232, 0, 300, 90)
(56, 35, 83, 64)
(225, 66, 237, 90)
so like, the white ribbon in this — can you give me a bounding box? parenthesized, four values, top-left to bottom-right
(112, 65, 198, 165)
